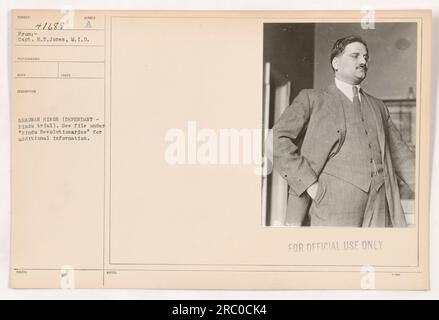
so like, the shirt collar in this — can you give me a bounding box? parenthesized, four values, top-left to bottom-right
(334, 77, 361, 102)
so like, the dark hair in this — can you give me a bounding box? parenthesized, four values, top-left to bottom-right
(330, 35, 368, 71)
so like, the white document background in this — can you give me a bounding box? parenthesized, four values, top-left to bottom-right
(1, 0, 438, 299)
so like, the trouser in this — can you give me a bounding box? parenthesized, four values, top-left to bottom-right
(308, 172, 389, 227)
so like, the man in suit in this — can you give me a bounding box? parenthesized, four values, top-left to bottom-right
(272, 35, 415, 227)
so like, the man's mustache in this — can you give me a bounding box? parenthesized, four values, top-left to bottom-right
(357, 65, 368, 71)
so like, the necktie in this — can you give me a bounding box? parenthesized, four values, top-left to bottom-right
(352, 86, 363, 121)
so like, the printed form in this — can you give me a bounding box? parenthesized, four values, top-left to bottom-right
(10, 10, 431, 289)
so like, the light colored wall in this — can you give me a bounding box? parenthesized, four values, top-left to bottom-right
(313, 23, 417, 100)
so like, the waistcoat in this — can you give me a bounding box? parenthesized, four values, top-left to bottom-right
(323, 88, 384, 192)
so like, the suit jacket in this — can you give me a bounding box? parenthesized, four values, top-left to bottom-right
(272, 84, 415, 227)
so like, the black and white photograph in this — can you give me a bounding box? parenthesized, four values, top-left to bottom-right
(3, 7, 433, 294)
(262, 23, 417, 228)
